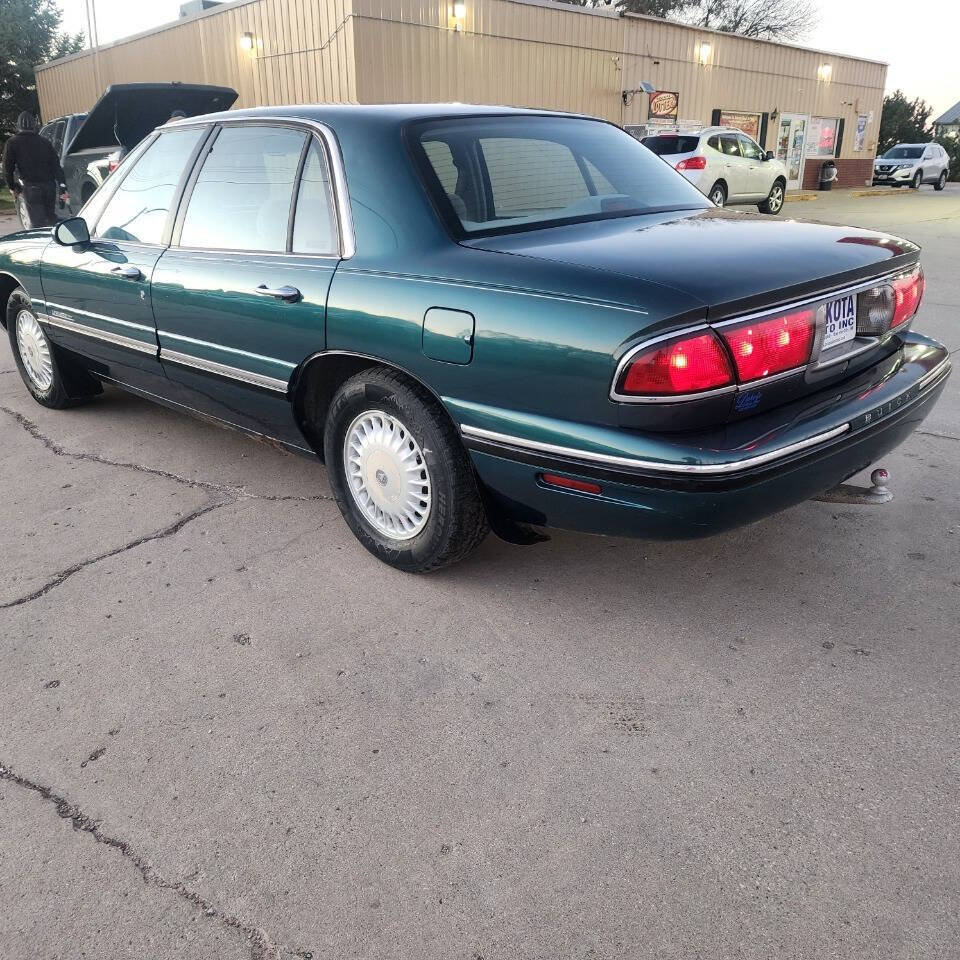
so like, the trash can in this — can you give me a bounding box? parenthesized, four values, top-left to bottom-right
(819, 160, 838, 191)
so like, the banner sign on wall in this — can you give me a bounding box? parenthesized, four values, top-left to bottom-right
(855, 114, 868, 151)
(648, 91, 679, 120)
(717, 110, 762, 141)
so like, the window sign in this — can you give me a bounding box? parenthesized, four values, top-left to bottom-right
(855, 114, 868, 151)
(806, 116, 840, 157)
(718, 110, 761, 141)
(648, 91, 679, 121)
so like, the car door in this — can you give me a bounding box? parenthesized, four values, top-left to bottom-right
(717, 133, 747, 199)
(40, 126, 208, 394)
(737, 133, 769, 199)
(151, 122, 342, 448)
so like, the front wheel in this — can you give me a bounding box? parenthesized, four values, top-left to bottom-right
(758, 180, 785, 214)
(707, 182, 727, 207)
(935, 171, 947, 191)
(911, 170, 923, 189)
(6, 289, 80, 409)
(323, 368, 489, 572)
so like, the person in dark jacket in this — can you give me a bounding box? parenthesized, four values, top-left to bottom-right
(2, 111, 69, 229)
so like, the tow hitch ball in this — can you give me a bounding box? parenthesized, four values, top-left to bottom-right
(814, 468, 893, 505)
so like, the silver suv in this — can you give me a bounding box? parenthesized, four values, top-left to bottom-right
(642, 126, 789, 214)
(873, 143, 950, 190)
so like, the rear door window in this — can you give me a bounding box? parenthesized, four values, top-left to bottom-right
(179, 125, 306, 252)
(93, 128, 204, 244)
(291, 140, 338, 255)
(719, 134, 741, 157)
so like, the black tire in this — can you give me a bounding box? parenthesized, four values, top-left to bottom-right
(323, 368, 489, 572)
(758, 179, 786, 215)
(708, 181, 727, 207)
(935, 170, 947, 191)
(911, 170, 923, 189)
(6, 288, 82, 409)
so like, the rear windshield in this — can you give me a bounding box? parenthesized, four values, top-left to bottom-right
(411, 116, 709, 238)
(883, 147, 923, 159)
(642, 135, 701, 156)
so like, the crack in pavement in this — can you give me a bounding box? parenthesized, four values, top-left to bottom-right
(917, 429, 960, 443)
(0, 500, 228, 610)
(0, 404, 332, 504)
(0, 760, 311, 960)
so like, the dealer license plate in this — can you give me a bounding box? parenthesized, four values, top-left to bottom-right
(822, 293, 857, 351)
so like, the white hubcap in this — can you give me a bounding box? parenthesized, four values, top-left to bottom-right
(16, 309, 53, 392)
(344, 410, 432, 540)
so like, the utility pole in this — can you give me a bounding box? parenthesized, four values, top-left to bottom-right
(85, 0, 102, 94)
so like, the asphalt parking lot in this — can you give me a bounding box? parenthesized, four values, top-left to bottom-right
(1, 186, 958, 960)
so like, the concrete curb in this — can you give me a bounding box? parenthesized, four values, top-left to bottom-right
(785, 192, 819, 202)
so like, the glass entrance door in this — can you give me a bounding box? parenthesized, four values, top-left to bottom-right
(776, 114, 808, 190)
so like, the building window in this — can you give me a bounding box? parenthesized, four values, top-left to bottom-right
(806, 117, 841, 158)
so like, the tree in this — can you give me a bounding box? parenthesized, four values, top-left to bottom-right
(556, 0, 816, 41)
(0, 0, 84, 141)
(878, 91, 932, 153)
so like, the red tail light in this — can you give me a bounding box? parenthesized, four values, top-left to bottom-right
(676, 155, 707, 171)
(891, 267, 924, 328)
(620, 331, 734, 396)
(541, 473, 602, 495)
(720, 309, 815, 383)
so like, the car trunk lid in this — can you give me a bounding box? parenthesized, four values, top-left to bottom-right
(65, 83, 238, 154)
(463, 208, 922, 427)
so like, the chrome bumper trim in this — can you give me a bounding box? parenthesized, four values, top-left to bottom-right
(160, 349, 289, 393)
(461, 422, 851, 476)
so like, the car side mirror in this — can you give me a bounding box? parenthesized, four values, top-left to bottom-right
(764, 150, 775, 161)
(53, 217, 90, 247)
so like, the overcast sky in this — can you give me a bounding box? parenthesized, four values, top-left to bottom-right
(59, 0, 958, 119)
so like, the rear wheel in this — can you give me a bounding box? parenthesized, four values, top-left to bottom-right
(911, 170, 923, 189)
(6, 289, 79, 409)
(323, 368, 488, 571)
(708, 181, 727, 207)
(935, 170, 947, 191)
(758, 179, 785, 214)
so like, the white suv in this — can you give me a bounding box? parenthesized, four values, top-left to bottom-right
(873, 143, 950, 190)
(642, 126, 789, 214)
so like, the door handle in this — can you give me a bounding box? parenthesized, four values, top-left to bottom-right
(254, 284, 301, 303)
(111, 265, 142, 280)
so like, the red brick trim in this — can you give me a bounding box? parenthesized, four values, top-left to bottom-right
(801, 158, 875, 191)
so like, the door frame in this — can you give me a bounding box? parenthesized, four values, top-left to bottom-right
(776, 113, 809, 191)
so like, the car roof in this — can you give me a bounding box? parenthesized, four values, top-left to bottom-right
(160, 102, 597, 130)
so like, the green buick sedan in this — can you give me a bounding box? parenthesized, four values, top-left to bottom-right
(0, 105, 950, 570)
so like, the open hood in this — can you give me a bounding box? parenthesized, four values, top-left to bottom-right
(65, 82, 238, 154)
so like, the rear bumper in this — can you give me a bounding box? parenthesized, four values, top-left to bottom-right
(460, 334, 950, 539)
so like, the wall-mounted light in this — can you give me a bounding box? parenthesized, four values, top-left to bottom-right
(817, 62, 832, 82)
(451, 2, 466, 31)
(697, 41, 711, 66)
(240, 31, 255, 53)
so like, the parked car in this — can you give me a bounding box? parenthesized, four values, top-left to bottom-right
(0, 105, 950, 571)
(39, 82, 238, 213)
(873, 143, 950, 190)
(642, 126, 788, 214)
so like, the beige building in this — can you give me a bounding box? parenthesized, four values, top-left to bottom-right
(36, 0, 886, 189)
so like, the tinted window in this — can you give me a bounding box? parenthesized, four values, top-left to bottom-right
(719, 135, 741, 156)
(292, 141, 338, 255)
(642, 135, 701, 156)
(94, 128, 203, 244)
(707, 135, 721, 151)
(180, 126, 306, 252)
(414, 116, 709, 237)
(738, 135, 762, 159)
